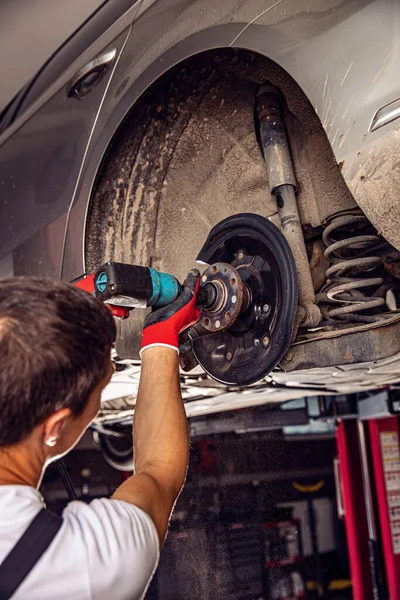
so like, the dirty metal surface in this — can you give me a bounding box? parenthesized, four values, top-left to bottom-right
(309, 238, 328, 292)
(382, 248, 400, 281)
(281, 315, 400, 373)
(343, 126, 400, 252)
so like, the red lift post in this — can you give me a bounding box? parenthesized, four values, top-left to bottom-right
(336, 393, 400, 600)
(369, 417, 400, 598)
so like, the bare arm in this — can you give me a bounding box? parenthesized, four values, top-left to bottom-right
(112, 346, 189, 545)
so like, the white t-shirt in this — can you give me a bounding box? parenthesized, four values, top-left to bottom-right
(0, 485, 159, 600)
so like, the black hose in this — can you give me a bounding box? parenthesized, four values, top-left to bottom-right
(55, 458, 78, 502)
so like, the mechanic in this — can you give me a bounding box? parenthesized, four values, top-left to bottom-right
(0, 270, 200, 599)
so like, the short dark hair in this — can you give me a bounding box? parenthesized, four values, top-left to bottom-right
(0, 277, 116, 447)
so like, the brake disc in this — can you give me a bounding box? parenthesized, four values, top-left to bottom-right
(180, 213, 298, 386)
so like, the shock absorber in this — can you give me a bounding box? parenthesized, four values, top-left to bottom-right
(256, 84, 321, 328)
(318, 213, 384, 320)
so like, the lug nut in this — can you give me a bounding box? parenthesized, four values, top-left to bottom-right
(215, 320, 221, 328)
(226, 352, 232, 361)
(262, 303, 270, 314)
(262, 335, 270, 347)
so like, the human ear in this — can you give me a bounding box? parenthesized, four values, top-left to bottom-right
(43, 408, 71, 448)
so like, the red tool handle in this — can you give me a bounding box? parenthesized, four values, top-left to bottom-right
(74, 273, 129, 319)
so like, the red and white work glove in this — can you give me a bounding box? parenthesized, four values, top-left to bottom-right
(140, 269, 201, 356)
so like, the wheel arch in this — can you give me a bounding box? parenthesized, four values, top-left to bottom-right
(61, 24, 335, 281)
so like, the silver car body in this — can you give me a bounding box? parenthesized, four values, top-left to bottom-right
(1, 0, 399, 282)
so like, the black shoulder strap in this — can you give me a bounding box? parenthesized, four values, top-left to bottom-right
(0, 508, 63, 600)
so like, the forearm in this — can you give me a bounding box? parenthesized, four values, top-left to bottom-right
(112, 271, 198, 543)
(133, 347, 189, 497)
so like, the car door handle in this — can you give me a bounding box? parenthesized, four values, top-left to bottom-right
(68, 48, 117, 99)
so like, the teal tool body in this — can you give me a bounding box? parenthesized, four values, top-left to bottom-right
(93, 262, 181, 308)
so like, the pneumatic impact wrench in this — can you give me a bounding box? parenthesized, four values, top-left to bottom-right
(75, 260, 246, 333)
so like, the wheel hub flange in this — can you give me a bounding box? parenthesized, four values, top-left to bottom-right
(199, 262, 243, 332)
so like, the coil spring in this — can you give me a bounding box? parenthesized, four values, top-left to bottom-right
(318, 214, 384, 321)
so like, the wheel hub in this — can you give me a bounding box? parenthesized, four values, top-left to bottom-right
(199, 262, 243, 332)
